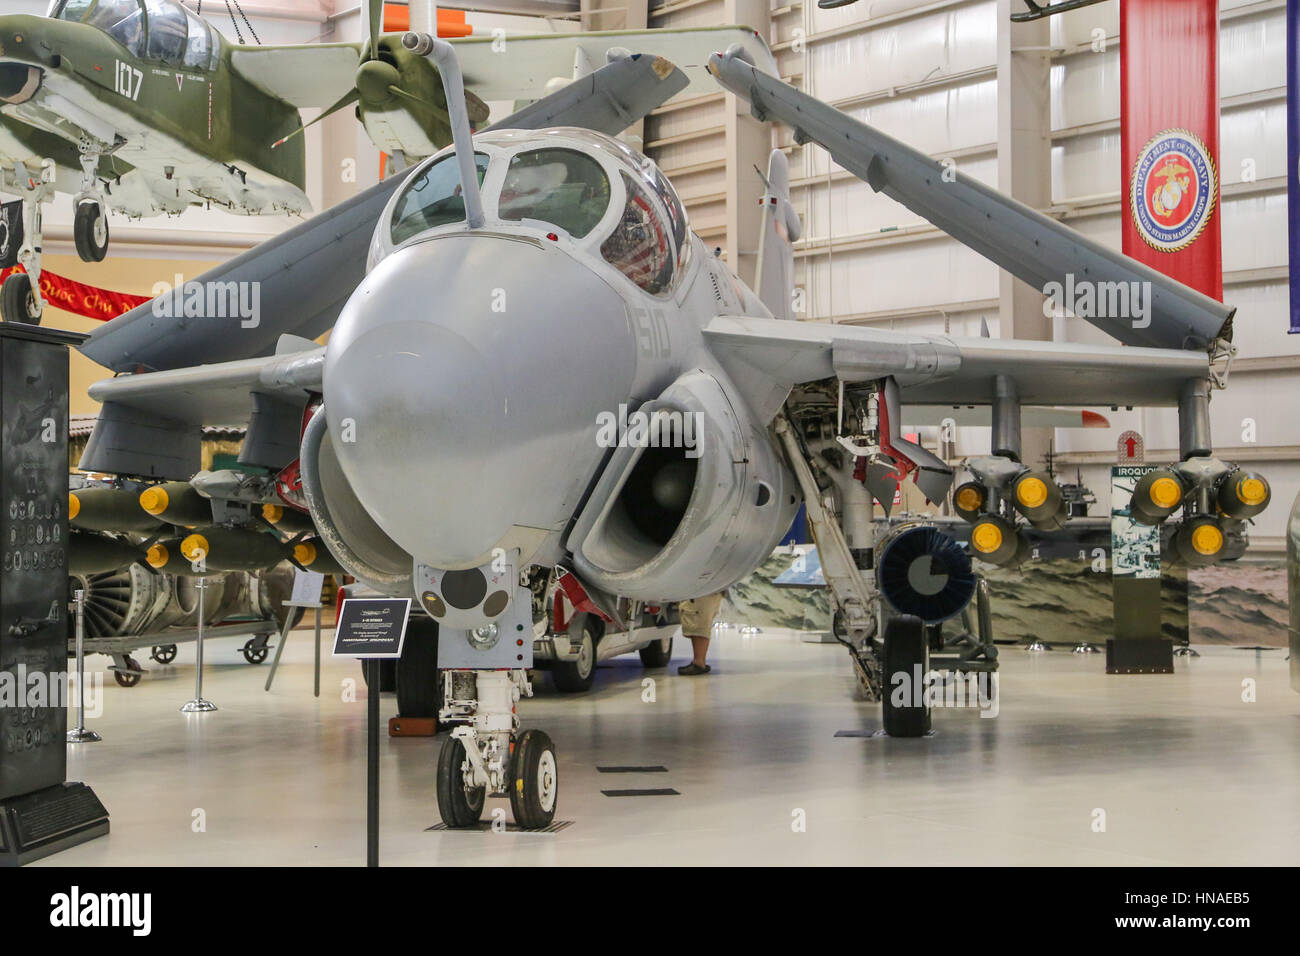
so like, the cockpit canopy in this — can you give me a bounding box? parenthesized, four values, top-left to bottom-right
(378, 127, 691, 297)
(54, 0, 217, 70)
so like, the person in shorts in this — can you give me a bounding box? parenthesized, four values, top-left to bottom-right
(676, 591, 724, 676)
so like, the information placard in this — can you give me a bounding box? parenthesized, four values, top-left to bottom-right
(332, 598, 411, 659)
(290, 570, 325, 606)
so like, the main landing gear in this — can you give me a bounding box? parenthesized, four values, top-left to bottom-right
(436, 669, 559, 830)
(1, 144, 111, 324)
(0, 160, 54, 325)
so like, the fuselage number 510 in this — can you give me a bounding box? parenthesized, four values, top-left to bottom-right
(115, 61, 142, 101)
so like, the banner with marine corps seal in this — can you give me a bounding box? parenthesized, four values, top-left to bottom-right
(1130, 129, 1217, 253)
(1121, 0, 1222, 302)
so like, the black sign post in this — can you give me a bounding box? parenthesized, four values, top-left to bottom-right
(0, 324, 108, 866)
(333, 597, 410, 867)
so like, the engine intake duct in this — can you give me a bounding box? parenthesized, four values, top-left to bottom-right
(0, 64, 41, 104)
(876, 524, 975, 624)
(569, 370, 799, 601)
(298, 405, 413, 595)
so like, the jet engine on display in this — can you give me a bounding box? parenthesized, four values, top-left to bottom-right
(67, 36, 1271, 831)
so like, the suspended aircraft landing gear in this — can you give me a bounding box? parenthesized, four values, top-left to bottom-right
(0, 273, 40, 325)
(74, 139, 109, 263)
(436, 669, 558, 830)
(0, 160, 54, 324)
(73, 202, 109, 263)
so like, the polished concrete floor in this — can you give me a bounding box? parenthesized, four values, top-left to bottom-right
(44, 623, 1300, 866)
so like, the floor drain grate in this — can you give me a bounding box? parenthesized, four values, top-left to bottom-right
(596, 766, 668, 773)
(600, 788, 680, 797)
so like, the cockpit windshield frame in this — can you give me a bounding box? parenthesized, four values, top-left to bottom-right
(374, 128, 692, 294)
(56, 0, 217, 69)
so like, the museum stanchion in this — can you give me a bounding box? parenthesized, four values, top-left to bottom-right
(331, 596, 410, 866)
(0, 323, 108, 866)
(66, 589, 101, 743)
(1290, 488, 1299, 693)
(180, 577, 217, 713)
(368, 657, 379, 868)
(265, 602, 325, 695)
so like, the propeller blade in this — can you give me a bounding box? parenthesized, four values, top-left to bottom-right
(272, 88, 361, 148)
(365, 0, 384, 61)
(387, 84, 449, 121)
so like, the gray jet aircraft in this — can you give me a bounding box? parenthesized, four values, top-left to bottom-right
(74, 40, 1270, 830)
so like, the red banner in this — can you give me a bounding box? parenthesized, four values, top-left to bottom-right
(1121, 0, 1222, 301)
(0, 267, 150, 322)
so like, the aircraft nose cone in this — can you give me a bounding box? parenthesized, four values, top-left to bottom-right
(324, 234, 636, 569)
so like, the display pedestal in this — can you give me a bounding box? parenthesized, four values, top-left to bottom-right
(0, 324, 107, 866)
(1108, 465, 1174, 674)
(0, 782, 109, 866)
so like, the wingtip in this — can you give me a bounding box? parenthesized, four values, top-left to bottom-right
(1082, 410, 1109, 428)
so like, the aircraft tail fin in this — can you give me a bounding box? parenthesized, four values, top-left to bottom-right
(753, 149, 801, 321)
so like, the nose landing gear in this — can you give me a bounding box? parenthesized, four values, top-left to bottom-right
(436, 669, 558, 830)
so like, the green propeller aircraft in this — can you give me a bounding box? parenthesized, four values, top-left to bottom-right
(0, 0, 774, 324)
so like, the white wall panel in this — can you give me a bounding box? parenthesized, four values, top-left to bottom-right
(1221, 193, 1288, 272)
(1220, 10, 1286, 96)
(796, 154, 997, 239)
(1050, 50, 1119, 131)
(798, 79, 998, 180)
(1221, 102, 1288, 185)
(1222, 282, 1298, 358)
(1049, 0, 1119, 48)
(803, 238, 998, 318)
(803, 1, 997, 102)
(1051, 131, 1120, 202)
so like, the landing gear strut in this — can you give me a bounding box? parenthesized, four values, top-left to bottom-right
(436, 669, 558, 829)
(0, 159, 54, 325)
(73, 138, 110, 263)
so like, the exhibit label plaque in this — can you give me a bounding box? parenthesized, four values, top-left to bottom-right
(332, 598, 411, 659)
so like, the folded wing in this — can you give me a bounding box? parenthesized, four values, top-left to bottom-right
(707, 48, 1232, 352)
